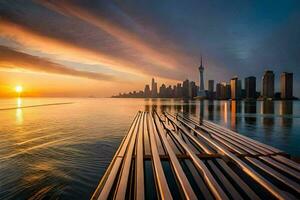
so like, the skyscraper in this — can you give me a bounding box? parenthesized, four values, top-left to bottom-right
(189, 81, 197, 98)
(144, 85, 151, 98)
(262, 70, 274, 99)
(216, 83, 222, 99)
(230, 77, 241, 100)
(245, 76, 256, 99)
(151, 78, 158, 98)
(183, 79, 190, 98)
(197, 56, 206, 98)
(280, 72, 293, 99)
(208, 80, 214, 99)
(225, 83, 231, 99)
(159, 84, 166, 98)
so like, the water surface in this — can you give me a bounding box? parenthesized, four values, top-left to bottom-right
(0, 98, 299, 199)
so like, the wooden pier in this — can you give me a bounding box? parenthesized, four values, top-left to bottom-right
(91, 111, 300, 200)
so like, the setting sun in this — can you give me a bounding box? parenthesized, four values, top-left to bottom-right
(15, 85, 23, 93)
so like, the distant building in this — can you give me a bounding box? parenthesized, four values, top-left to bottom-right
(189, 81, 197, 98)
(176, 83, 182, 97)
(144, 84, 151, 98)
(216, 83, 222, 99)
(183, 79, 190, 98)
(225, 83, 231, 99)
(216, 82, 227, 100)
(197, 56, 206, 98)
(280, 72, 293, 99)
(230, 77, 241, 100)
(159, 84, 167, 98)
(262, 70, 274, 99)
(151, 78, 158, 98)
(208, 80, 214, 99)
(245, 76, 256, 99)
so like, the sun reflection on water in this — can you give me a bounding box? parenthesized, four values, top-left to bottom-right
(16, 98, 23, 124)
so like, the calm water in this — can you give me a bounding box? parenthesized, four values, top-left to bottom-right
(0, 98, 299, 199)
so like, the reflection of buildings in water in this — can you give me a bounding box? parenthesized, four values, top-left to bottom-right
(199, 100, 204, 124)
(190, 102, 196, 115)
(218, 101, 228, 123)
(144, 104, 150, 112)
(244, 101, 257, 125)
(158, 99, 172, 113)
(262, 100, 274, 126)
(230, 100, 241, 130)
(223, 101, 228, 124)
(182, 99, 189, 114)
(173, 103, 182, 113)
(207, 100, 214, 120)
(280, 101, 293, 127)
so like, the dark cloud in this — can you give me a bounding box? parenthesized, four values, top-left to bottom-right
(0, 45, 115, 81)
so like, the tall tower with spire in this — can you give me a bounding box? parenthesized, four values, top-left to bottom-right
(197, 56, 206, 98)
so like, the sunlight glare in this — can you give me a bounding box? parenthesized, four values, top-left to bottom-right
(15, 85, 23, 93)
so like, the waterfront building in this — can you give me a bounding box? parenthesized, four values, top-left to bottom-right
(208, 80, 214, 99)
(230, 77, 241, 100)
(151, 78, 158, 97)
(216, 82, 227, 100)
(176, 83, 182, 97)
(189, 81, 197, 98)
(183, 79, 190, 98)
(262, 70, 274, 99)
(225, 83, 231, 99)
(197, 56, 206, 98)
(245, 76, 256, 99)
(144, 84, 151, 98)
(159, 84, 166, 98)
(280, 72, 293, 99)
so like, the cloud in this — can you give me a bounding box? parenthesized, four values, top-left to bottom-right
(37, 0, 190, 69)
(0, 45, 115, 81)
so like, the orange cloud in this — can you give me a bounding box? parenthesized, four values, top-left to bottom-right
(37, 1, 191, 70)
(0, 19, 147, 77)
(0, 45, 115, 81)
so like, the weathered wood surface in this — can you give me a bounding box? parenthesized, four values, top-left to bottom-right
(91, 111, 300, 200)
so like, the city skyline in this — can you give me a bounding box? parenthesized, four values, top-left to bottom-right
(0, 1, 300, 97)
(113, 67, 296, 100)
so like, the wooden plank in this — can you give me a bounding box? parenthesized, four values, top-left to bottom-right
(202, 127, 257, 155)
(203, 122, 269, 155)
(166, 115, 213, 154)
(260, 156, 300, 180)
(136, 112, 145, 200)
(246, 157, 300, 194)
(153, 113, 198, 200)
(192, 119, 300, 197)
(148, 113, 173, 200)
(216, 159, 261, 200)
(272, 155, 300, 171)
(152, 122, 166, 155)
(118, 112, 141, 157)
(180, 130, 200, 154)
(207, 160, 243, 200)
(178, 114, 268, 155)
(185, 160, 214, 200)
(164, 121, 229, 200)
(97, 158, 122, 200)
(165, 112, 288, 200)
(183, 114, 300, 195)
(143, 113, 151, 156)
(203, 119, 282, 154)
(114, 113, 142, 200)
(92, 112, 140, 200)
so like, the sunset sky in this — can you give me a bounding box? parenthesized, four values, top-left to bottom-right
(0, 0, 299, 97)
